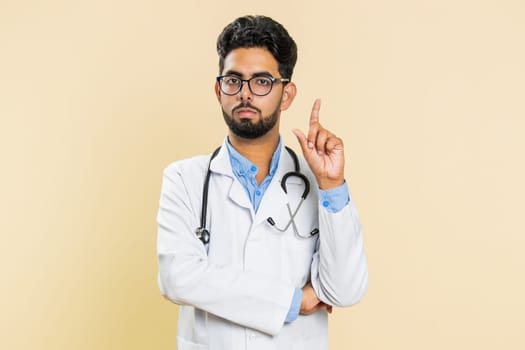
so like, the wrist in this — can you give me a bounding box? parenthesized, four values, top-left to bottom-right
(317, 178, 344, 190)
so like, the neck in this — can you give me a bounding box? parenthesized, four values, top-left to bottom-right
(228, 128, 280, 183)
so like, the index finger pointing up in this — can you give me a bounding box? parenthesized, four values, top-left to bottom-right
(310, 98, 321, 125)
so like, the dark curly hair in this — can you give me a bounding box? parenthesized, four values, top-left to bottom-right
(216, 15, 298, 79)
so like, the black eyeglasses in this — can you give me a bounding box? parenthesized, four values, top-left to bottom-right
(216, 75, 290, 96)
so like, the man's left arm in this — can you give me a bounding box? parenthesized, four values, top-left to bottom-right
(292, 99, 368, 308)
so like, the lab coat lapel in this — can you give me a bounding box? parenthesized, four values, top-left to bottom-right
(253, 146, 299, 227)
(209, 140, 252, 211)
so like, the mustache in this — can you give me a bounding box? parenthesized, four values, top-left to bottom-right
(232, 102, 261, 114)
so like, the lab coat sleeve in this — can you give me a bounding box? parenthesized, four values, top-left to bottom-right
(157, 162, 295, 336)
(310, 193, 368, 307)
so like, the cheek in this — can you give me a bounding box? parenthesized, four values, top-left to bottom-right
(218, 94, 234, 108)
(273, 94, 285, 111)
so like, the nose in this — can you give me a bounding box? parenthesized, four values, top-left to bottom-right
(239, 80, 253, 101)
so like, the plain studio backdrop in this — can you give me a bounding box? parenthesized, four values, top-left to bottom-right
(1, 0, 524, 349)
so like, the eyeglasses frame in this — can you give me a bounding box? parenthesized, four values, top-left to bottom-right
(216, 75, 290, 96)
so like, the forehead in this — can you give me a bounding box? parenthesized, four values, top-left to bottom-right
(221, 47, 280, 77)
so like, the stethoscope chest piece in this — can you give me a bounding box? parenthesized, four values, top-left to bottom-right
(196, 227, 210, 245)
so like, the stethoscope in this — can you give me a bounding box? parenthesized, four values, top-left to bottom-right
(195, 146, 319, 245)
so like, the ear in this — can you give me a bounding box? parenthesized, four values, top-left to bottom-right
(214, 81, 222, 102)
(280, 82, 297, 111)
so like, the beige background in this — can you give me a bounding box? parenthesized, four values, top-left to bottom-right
(1, 0, 524, 349)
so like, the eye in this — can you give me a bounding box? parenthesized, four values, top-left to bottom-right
(224, 76, 240, 85)
(255, 77, 271, 86)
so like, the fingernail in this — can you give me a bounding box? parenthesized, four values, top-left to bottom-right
(308, 142, 314, 149)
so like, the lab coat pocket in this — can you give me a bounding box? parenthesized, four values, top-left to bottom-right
(279, 208, 318, 285)
(273, 185, 319, 242)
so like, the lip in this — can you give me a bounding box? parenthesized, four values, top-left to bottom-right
(235, 108, 258, 117)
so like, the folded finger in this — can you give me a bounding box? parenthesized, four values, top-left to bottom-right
(292, 128, 308, 154)
(325, 135, 343, 153)
(307, 123, 320, 150)
(315, 129, 332, 154)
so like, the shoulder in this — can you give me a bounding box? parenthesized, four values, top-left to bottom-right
(163, 155, 209, 177)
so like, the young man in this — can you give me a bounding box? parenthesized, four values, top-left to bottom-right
(157, 15, 368, 350)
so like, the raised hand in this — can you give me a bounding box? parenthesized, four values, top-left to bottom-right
(292, 99, 345, 190)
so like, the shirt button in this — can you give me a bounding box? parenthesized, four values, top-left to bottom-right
(239, 169, 245, 175)
(250, 165, 257, 173)
(322, 200, 330, 208)
(255, 190, 261, 196)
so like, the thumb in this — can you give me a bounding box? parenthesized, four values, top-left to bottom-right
(292, 128, 308, 154)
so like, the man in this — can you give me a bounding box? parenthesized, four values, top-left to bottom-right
(157, 15, 367, 350)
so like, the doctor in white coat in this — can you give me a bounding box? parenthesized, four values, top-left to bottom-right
(157, 15, 368, 350)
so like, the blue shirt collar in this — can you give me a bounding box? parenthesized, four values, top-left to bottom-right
(226, 137, 282, 179)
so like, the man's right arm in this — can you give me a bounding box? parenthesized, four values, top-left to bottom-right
(157, 163, 296, 336)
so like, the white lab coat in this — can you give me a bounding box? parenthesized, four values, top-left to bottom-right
(157, 139, 368, 350)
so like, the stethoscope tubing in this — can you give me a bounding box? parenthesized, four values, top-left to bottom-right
(196, 145, 318, 245)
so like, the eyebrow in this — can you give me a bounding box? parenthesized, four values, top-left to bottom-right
(223, 70, 274, 78)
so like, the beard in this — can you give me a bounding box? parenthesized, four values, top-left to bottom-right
(222, 102, 280, 139)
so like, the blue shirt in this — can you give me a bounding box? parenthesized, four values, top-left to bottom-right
(226, 138, 282, 213)
(225, 137, 350, 323)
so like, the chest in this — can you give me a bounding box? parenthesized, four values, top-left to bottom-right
(204, 175, 319, 287)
